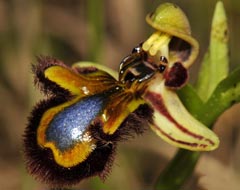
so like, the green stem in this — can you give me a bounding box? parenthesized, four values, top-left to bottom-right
(155, 150, 200, 190)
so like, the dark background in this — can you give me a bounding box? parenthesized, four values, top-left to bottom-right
(0, 0, 239, 190)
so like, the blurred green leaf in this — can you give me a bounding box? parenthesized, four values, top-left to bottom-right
(87, 0, 104, 62)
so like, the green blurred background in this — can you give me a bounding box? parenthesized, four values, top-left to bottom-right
(0, 0, 239, 190)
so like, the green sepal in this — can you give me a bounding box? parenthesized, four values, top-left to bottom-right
(195, 1, 229, 102)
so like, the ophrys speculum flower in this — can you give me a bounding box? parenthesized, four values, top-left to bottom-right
(23, 2, 220, 188)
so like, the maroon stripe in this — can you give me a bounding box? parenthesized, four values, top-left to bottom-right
(152, 124, 208, 148)
(145, 91, 215, 146)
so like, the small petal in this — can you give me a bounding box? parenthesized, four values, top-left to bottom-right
(143, 78, 219, 151)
